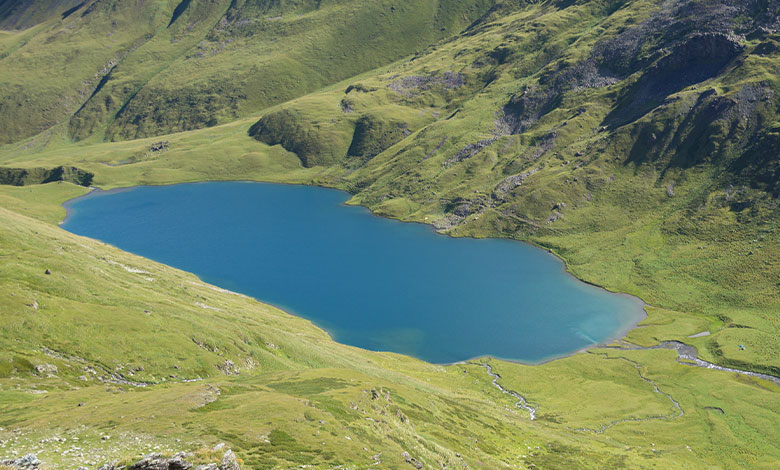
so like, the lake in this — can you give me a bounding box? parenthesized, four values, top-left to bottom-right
(62, 182, 645, 364)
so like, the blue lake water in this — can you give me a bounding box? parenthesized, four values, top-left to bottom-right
(62, 182, 645, 364)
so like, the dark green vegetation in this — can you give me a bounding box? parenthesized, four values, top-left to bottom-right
(1, 0, 780, 468)
(0, 166, 92, 186)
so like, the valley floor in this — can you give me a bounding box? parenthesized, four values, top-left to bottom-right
(2, 0, 780, 467)
(0, 173, 778, 469)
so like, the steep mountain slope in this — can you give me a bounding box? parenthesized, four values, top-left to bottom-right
(0, 0, 82, 30)
(243, 0, 780, 374)
(0, 0, 497, 144)
(1, 0, 780, 468)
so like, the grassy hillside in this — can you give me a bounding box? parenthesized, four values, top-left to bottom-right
(1, 0, 780, 468)
(4, 0, 778, 374)
(1, 184, 780, 469)
(0, 0, 82, 30)
(252, 0, 780, 375)
(0, 0, 497, 144)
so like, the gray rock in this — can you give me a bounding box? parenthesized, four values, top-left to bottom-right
(148, 141, 170, 153)
(493, 169, 538, 199)
(128, 452, 193, 470)
(546, 211, 564, 224)
(388, 72, 464, 95)
(401, 451, 423, 469)
(2, 454, 41, 469)
(443, 137, 497, 167)
(220, 450, 240, 470)
(98, 463, 121, 470)
(35, 364, 58, 376)
(453, 203, 472, 218)
(216, 360, 238, 375)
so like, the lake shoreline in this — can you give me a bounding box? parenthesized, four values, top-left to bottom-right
(60, 179, 649, 367)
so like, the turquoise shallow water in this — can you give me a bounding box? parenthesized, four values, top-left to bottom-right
(62, 182, 645, 364)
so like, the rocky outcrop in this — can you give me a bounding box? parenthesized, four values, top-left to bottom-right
(216, 359, 239, 375)
(443, 137, 497, 167)
(34, 363, 58, 376)
(148, 141, 169, 153)
(388, 72, 464, 96)
(492, 169, 537, 200)
(219, 450, 240, 470)
(97, 447, 241, 470)
(401, 451, 423, 469)
(498, 86, 555, 136)
(500, 0, 760, 134)
(2, 454, 40, 469)
(608, 33, 744, 126)
(127, 453, 193, 470)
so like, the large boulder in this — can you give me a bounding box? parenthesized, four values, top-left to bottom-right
(220, 450, 240, 470)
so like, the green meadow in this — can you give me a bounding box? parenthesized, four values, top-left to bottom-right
(1, 0, 779, 468)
